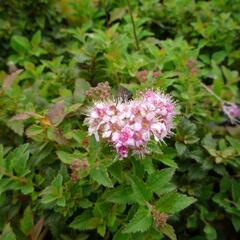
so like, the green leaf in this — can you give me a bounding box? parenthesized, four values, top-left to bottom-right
(90, 167, 113, 187)
(211, 60, 224, 96)
(21, 180, 34, 194)
(93, 202, 111, 218)
(222, 66, 239, 83)
(204, 224, 217, 240)
(159, 223, 176, 240)
(199, 54, 210, 64)
(231, 179, 240, 202)
(74, 78, 91, 103)
(175, 142, 187, 155)
(56, 151, 76, 164)
(56, 150, 85, 164)
(31, 30, 41, 47)
(187, 213, 198, 229)
(8, 144, 30, 176)
(142, 158, 154, 174)
(70, 210, 98, 230)
(20, 206, 34, 235)
(7, 121, 24, 136)
(212, 51, 226, 64)
(0, 179, 15, 195)
(11, 35, 31, 53)
(88, 136, 100, 163)
(130, 176, 152, 205)
(52, 174, 63, 189)
(220, 176, 231, 193)
(156, 191, 196, 214)
(40, 174, 64, 205)
(232, 216, 240, 232)
(25, 125, 44, 141)
(158, 156, 178, 168)
(202, 133, 217, 149)
(78, 199, 93, 209)
(97, 224, 106, 237)
(123, 207, 152, 233)
(106, 186, 134, 204)
(108, 161, 123, 183)
(226, 136, 240, 155)
(147, 168, 175, 195)
(0, 145, 4, 179)
(72, 130, 87, 144)
(57, 197, 66, 207)
(0, 223, 16, 240)
(113, 230, 131, 240)
(110, 7, 127, 24)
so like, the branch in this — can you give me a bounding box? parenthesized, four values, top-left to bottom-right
(127, 0, 139, 50)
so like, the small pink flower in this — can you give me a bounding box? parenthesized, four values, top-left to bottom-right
(112, 132, 120, 142)
(228, 104, 240, 118)
(153, 71, 161, 79)
(116, 145, 129, 158)
(119, 130, 130, 142)
(136, 70, 148, 82)
(222, 103, 240, 124)
(144, 90, 155, 99)
(133, 122, 142, 131)
(132, 131, 146, 147)
(150, 122, 168, 141)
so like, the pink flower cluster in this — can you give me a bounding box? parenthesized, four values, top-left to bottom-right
(222, 103, 240, 124)
(136, 70, 161, 82)
(85, 90, 176, 158)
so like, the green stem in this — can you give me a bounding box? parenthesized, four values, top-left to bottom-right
(145, 201, 153, 211)
(0, 167, 28, 184)
(224, 198, 238, 208)
(201, 82, 230, 104)
(127, 0, 139, 50)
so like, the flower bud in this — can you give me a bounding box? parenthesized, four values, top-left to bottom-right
(153, 71, 161, 79)
(71, 171, 79, 182)
(136, 70, 148, 82)
(86, 82, 111, 100)
(80, 160, 89, 169)
(151, 206, 169, 227)
(82, 137, 89, 147)
(186, 59, 197, 68)
(70, 159, 81, 171)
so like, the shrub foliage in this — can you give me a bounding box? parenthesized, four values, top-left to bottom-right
(0, 0, 240, 239)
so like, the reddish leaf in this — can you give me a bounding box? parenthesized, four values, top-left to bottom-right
(29, 217, 44, 240)
(52, 127, 69, 146)
(47, 101, 65, 126)
(2, 69, 23, 91)
(74, 78, 91, 103)
(10, 112, 41, 121)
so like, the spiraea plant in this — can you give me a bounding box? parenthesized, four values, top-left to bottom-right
(0, 1, 240, 240)
(85, 90, 176, 158)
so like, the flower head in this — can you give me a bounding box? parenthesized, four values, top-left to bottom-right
(86, 81, 111, 101)
(222, 103, 240, 124)
(85, 89, 176, 158)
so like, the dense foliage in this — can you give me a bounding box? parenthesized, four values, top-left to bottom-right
(0, 0, 240, 239)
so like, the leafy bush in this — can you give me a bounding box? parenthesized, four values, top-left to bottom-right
(0, 0, 240, 239)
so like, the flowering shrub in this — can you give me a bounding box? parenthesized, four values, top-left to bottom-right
(0, 1, 240, 240)
(86, 90, 176, 158)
